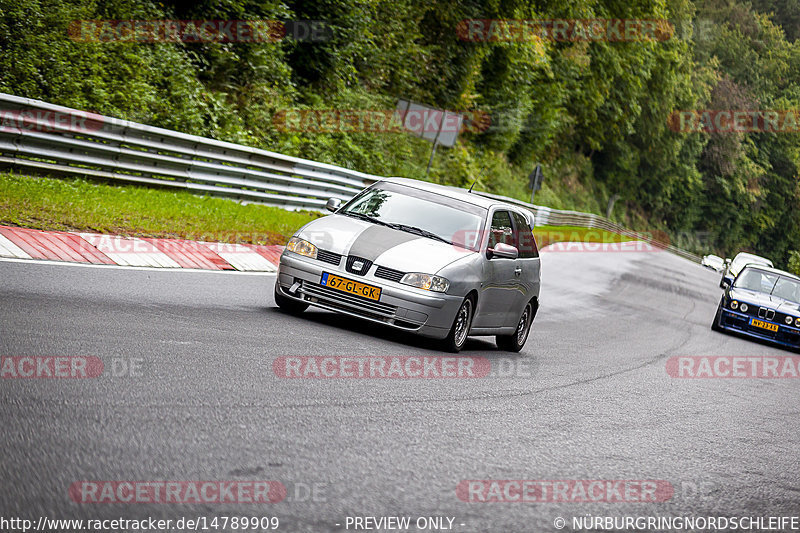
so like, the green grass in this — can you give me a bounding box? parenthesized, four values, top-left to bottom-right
(0, 172, 320, 245)
(0, 173, 633, 248)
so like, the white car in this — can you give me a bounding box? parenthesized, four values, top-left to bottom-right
(275, 178, 542, 352)
(720, 252, 773, 288)
(701, 254, 725, 272)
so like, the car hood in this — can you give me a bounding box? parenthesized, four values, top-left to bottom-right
(297, 214, 474, 273)
(729, 288, 800, 314)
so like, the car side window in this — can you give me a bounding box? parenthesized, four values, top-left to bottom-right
(510, 211, 538, 258)
(489, 210, 514, 249)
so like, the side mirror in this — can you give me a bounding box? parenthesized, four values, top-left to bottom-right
(326, 198, 342, 212)
(721, 275, 733, 289)
(489, 242, 519, 259)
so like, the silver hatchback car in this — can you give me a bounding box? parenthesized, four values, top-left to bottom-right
(274, 178, 542, 352)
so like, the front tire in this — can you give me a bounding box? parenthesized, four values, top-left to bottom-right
(496, 302, 533, 352)
(443, 297, 474, 353)
(274, 283, 309, 314)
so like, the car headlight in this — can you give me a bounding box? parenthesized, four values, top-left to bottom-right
(400, 273, 450, 293)
(796, 318, 800, 327)
(730, 300, 738, 310)
(286, 237, 317, 259)
(740, 303, 748, 313)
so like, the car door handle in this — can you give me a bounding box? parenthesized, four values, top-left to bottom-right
(514, 267, 522, 276)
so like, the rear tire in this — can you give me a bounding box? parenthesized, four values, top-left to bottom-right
(274, 283, 309, 314)
(496, 302, 534, 352)
(443, 297, 474, 353)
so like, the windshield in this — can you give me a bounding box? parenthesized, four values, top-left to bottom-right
(340, 183, 486, 251)
(734, 268, 800, 302)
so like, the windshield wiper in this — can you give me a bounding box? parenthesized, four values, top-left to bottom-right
(342, 211, 395, 228)
(343, 213, 454, 245)
(390, 224, 453, 245)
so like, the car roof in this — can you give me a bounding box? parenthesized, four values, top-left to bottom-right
(733, 252, 772, 263)
(378, 177, 527, 213)
(740, 264, 800, 280)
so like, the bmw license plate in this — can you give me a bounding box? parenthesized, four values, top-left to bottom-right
(750, 318, 778, 332)
(321, 272, 381, 301)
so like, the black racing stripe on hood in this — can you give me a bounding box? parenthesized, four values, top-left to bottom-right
(347, 225, 420, 261)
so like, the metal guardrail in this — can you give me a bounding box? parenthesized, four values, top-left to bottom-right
(0, 92, 699, 262)
(0, 93, 375, 211)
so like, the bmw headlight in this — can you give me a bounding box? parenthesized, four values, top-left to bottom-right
(286, 237, 317, 259)
(786, 316, 794, 325)
(740, 303, 748, 313)
(400, 273, 450, 293)
(795, 317, 800, 327)
(730, 300, 738, 310)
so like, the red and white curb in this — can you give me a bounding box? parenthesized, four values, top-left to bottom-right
(0, 226, 283, 272)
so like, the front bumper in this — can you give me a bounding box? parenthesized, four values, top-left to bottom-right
(719, 308, 800, 349)
(276, 252, 465, 339)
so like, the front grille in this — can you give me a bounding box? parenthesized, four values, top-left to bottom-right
(758, 307, 775, 320)
(345, 255, 373, 276)
(299, 280, 396, 318)
(317, 249, 342, 265)
(374, 266, 405, 282)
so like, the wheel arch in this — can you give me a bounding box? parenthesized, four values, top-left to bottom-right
(528, 295, 539, 318)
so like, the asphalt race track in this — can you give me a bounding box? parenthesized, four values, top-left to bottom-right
(1, 249, 798, 532)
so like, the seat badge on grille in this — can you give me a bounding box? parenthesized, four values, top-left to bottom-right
(353, 260, 364, 271)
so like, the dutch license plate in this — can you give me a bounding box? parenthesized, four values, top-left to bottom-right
(321, 272, 381, 301)
(750, 318, 778, 332)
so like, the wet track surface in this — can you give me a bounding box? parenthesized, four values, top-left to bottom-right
(1, 250, 798, 532)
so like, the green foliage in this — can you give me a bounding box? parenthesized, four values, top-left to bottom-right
(2, 0, 800, 266)
(789, 251, 800, 276)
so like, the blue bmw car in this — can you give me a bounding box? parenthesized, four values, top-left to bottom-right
(713, 265, 800, 350)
